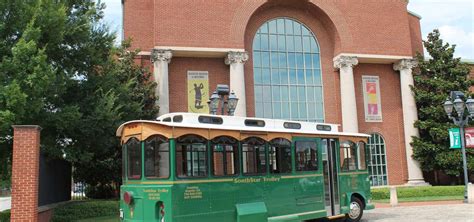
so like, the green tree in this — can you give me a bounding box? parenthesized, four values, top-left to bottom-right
(412, 29, 473, 182)
(0, 0, 157, 194)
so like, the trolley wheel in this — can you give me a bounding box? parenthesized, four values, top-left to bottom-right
(345, 197, 363, 222)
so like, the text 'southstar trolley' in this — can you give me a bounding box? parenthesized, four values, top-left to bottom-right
(116, 113, 374, 222)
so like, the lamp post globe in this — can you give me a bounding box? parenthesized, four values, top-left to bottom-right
(453, 96, 465, 116)
(227, 91, 239, 116)
(466, 97, 474, 116)
(443, 97, 454, 116)
(209, 91, 220, 115)
(207, 85, 239, 116)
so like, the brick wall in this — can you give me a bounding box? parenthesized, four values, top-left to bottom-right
(354, 64, 409, 185)
(124, 0, 416, 56)
(11, 125, 41, 222)
(168, 57, 229, 113)
(408, 13, 424, 57)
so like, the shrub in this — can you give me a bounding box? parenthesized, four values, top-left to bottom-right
(371, 188, 390, 200)
(51, 200, 119, 222)
(0, 210, 10, 222)
(0, 179, 10, 190)
(371, 186, 464, 200)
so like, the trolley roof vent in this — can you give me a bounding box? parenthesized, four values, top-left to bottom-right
(173, 115, 183, 123)
(316, 124, 331, 131)
(244, 119, 265, 127)
(283, 122, 301, 129)
(198, 115, 223, 125)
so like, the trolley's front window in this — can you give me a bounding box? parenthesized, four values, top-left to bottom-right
(144, 135, 170, 179)
(127, 138, 142, 179)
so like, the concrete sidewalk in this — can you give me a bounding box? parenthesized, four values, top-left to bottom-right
(0, 197, 11, 212)
(363, 203, 474, 222)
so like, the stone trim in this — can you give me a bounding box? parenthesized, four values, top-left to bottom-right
(393, 59, 418, 71)
(151, 49, 172, 63)
(225, 51, 249, 65)
(333, 56, 358, 69)
(12, 125, 42, 130)
(334, 53, 413, 64)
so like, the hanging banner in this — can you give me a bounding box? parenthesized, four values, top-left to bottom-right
(187, 71, 209, 113)
(465, 127, 474, 148)
(449, 128, 461, 149)
(362, 75, 383, 122)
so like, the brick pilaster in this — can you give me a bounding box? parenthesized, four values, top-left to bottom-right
(11, 125, 41, 222)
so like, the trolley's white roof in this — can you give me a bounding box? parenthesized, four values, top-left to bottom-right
(116, 112, 370, 138)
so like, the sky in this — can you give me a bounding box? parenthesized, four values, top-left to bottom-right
(101, 0, 474, 60)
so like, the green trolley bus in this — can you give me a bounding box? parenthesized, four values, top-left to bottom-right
(116, 113, 374, 222)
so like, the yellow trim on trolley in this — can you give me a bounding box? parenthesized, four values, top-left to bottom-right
(127, 178, 234, 185)
(126, 174, 324, 185)
(281, 174, 323, 179)
(338, 171, 368, 176)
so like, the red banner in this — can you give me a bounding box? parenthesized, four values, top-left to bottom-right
(465, 127, 474, 148)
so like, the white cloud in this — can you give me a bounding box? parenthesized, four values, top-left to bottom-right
(408, 0, 474, 60)
(438, 25, 474, 59)
(101, 0, 122, 43)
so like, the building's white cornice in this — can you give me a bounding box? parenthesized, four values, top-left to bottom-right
(334, 53, 413, 64)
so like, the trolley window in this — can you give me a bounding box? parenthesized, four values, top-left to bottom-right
(358, 141, 367, 170)
(241, 137, 267, 175)
(340, 141, 357, 171)
(211, 136, 239, 176)
(144, 135, 169, 179)
(269, 138, 292, 174)
(176, 135, 208, 178)
(126, 138, 142, 179)
(295, 141, 318, 171)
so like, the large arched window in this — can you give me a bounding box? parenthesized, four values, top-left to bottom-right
(253, 18, 324, 122)
(368, 133, 388, 186)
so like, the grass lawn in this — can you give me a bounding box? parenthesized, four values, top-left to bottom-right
(371, 185, 464, 203)
(76, 216, 119, 222)
(373, 195, 464, 203)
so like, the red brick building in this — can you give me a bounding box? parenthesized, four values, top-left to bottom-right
(122, 0, 429, 186)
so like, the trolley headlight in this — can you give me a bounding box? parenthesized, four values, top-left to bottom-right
(124, 191, 134, 205)
(119, 209, 124, 220)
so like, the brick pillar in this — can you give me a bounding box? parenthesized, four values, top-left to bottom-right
(11, 125, 41, 222)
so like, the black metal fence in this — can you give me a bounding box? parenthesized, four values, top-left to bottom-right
(0, 188, 10, 197)
(38, 153, 72, 206)
(71, 181, 88, 200)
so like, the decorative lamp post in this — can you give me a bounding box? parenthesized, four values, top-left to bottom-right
(208, 91, 220, 115)
(444, 93, 474, 203)
(227, 91, 239, 116)
(207, 85, 239, 116)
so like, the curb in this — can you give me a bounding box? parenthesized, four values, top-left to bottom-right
(374, 200, 464, 208)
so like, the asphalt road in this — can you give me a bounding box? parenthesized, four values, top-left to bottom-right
(0, 197, 11, 212)
(362, 204, 474, 222)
